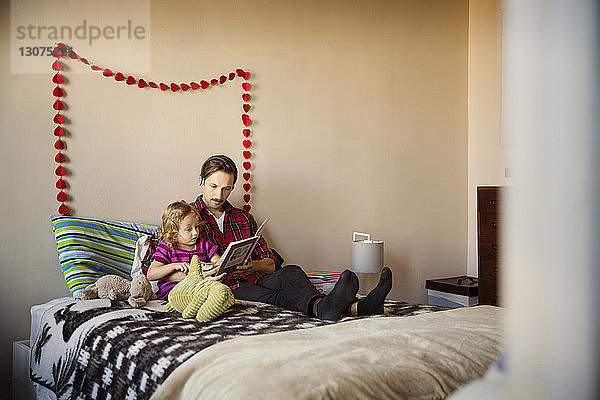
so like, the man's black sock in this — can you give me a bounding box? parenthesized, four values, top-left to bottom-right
(316, 270, 359, 321)
(357, 267, 392, 316)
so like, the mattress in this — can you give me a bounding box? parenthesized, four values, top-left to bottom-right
(30, 297, 465, 400)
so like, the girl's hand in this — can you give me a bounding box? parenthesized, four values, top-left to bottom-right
(173, 262, 189, 273)
(201, 262, 226, 282)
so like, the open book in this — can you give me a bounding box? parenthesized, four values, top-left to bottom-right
(216, 218, 268, 275)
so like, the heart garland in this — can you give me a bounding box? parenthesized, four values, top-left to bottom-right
(52, 44, 68, 214)
(50, 43, 254, 215)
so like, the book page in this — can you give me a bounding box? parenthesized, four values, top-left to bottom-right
(216, 236, 259, 275)
(215, 218, 269, 275)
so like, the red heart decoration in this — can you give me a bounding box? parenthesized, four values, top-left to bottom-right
(53, 87, 64, 97)
(190, 82, 200, 90)
(52, 73, 63, 84)
(242, 93, 251, 102)
(54, 126, 65, 136)
(242, 129, 251, 137)
(170, 83, 180, 92)
(200, 80, 209, 89)
(242, 114, 252, 127)
(52, 60, 63, 71)
(228, 72, 236, 80)
(115, 72, 125, 81)
(243, 172, 250, 181)
(243, 140, 251, 149)
(243, 104, 251, 112)
(219, 75, 227, 84)
(181, 83, 190, 91)
(243, 183, 251, 192)
(57, 191, 68, 202)
(210, 79, 218, 86)
(243, 194, 251, 202)
(236, 69, 245, 77)
(80, 57, 89, 65)
(243, 162, 251, 170)
(56, 42, 66, 49)
(242, 82, 251, 91)
(53, 100, 64, 110)
(55, 165, 66, 176)
(138, 79, 148, 88)
(243, 151, 251, 159)
(149, 82, 158, 88)
(102, 68, 113, 76)
(54, 139, 65, 150)
(68, 50, 78, 59)
(55, 178, 66, 189)
(55, 153, 66, 163)
(58, 204, 70, 215)
(53, 114, 64, 124)
(51, 47, 63, 57)
(126, 76, 137, 85)
(244, 71, 251, 80)
(91, 65, 102, 71)
(160, 83, 169, 91)
(243, 204, 251, 212)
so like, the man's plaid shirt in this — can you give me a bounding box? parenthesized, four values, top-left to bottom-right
(191, 195, 276, 288)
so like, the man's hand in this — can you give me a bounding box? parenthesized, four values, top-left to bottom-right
(236, 258, 275, 274)
(235, 263, 253, 274)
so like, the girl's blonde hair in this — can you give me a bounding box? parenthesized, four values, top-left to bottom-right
(156, 201, 203, 246)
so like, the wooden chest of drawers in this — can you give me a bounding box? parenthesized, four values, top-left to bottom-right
(477, 186, 502, 305)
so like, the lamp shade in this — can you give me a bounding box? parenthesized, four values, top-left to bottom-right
(351, 232, 384, 273)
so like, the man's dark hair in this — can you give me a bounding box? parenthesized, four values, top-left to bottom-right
(200, 154, 238, 186)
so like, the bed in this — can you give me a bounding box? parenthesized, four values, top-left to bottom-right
(31, 215, 504, 400)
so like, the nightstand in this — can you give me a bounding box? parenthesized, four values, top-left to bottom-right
(12, 340, 36, 400)
(425, 276, 479, 308)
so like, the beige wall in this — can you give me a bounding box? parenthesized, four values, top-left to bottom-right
(0, 0, 481, 392)
(467, 0, 503, 276)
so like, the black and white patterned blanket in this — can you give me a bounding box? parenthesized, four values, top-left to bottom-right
(31, 298, 446, 400)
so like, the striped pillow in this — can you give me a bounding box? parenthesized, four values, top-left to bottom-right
(50, 215, 157, 298)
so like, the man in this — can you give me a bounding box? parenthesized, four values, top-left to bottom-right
(189, 154, 392, 321)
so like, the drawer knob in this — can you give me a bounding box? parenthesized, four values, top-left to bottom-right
(491, 244, 499, 250)
(492, 266, 499, 272)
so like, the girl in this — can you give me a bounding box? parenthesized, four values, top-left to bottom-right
(148, 201, 224, 300)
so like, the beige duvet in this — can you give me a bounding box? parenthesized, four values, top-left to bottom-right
(151, 305, 504, 400)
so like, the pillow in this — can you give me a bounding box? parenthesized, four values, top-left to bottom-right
(131, 234, 159, 293)
(50, 215, 157, 298)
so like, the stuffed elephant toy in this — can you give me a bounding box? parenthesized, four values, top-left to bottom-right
(78, 274, 157, 307)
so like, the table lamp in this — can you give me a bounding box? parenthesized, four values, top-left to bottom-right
(351, 232, 383, 273)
